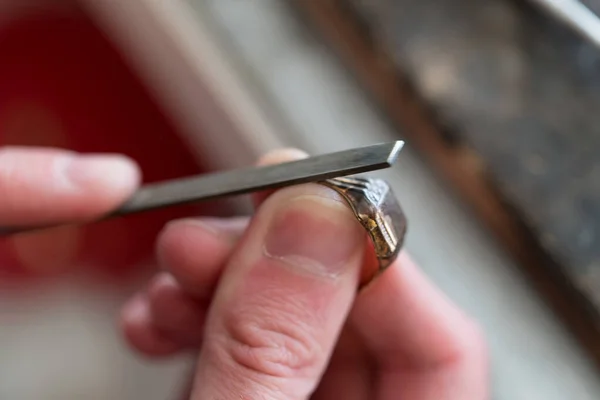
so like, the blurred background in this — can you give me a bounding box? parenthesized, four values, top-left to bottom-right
(2, 0, 600, 398)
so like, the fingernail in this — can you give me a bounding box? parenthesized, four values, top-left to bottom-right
(264, 194, 364, 278)
(165, 217, 248, 242)
(65, 154, 140, 192)
(257, 148, 309, 166)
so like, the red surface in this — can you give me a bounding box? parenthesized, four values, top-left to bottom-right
(0, 10, 212, 284)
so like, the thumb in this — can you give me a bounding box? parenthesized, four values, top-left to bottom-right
(190, 183, 366, 399)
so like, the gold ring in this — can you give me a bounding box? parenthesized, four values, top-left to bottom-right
(320, 177, 407, 289)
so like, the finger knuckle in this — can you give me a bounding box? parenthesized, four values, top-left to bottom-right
(219, 297, 321, 378)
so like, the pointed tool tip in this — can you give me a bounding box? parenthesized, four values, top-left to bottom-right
(385, 140, 405, 166)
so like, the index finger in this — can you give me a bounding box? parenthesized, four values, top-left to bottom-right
(350, 252, 489, 399)
(0, 147, 140, 226)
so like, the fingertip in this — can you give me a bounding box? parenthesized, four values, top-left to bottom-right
(352, 251, 487, 369)
(147, 272, 180, 301)
(252, 148, 309, 207)
(67, 153, 141, 202)
(0, 148, 142, 225)
(255, 148, 309, 167)
(147, 272, 206, 346)
(358, 255, 490, 398)
(145, 272, 189, 323)
(120, 294, 182, 358)
(157, 218, 240, 297)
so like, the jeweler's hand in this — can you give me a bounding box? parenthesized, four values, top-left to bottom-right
(0, 146, 140, 228)
(121, 149, 489, 400)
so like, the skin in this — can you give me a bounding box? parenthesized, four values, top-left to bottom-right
(0, 146, 488, 399)
(121, 149, 489, 399)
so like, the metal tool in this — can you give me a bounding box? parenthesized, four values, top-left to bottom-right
(529, 0, 600, 49)
(0, 141, 404, 236)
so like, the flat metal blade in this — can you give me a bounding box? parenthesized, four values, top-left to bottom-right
(0, 141, 403, 236)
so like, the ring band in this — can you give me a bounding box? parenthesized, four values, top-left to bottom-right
(319, 177, 407, 288)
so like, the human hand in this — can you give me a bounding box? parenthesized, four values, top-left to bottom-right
(121, 149, 489, 400)
(0, 146, 140, 230)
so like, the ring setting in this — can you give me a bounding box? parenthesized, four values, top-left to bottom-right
(320, 177, 407, 288)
